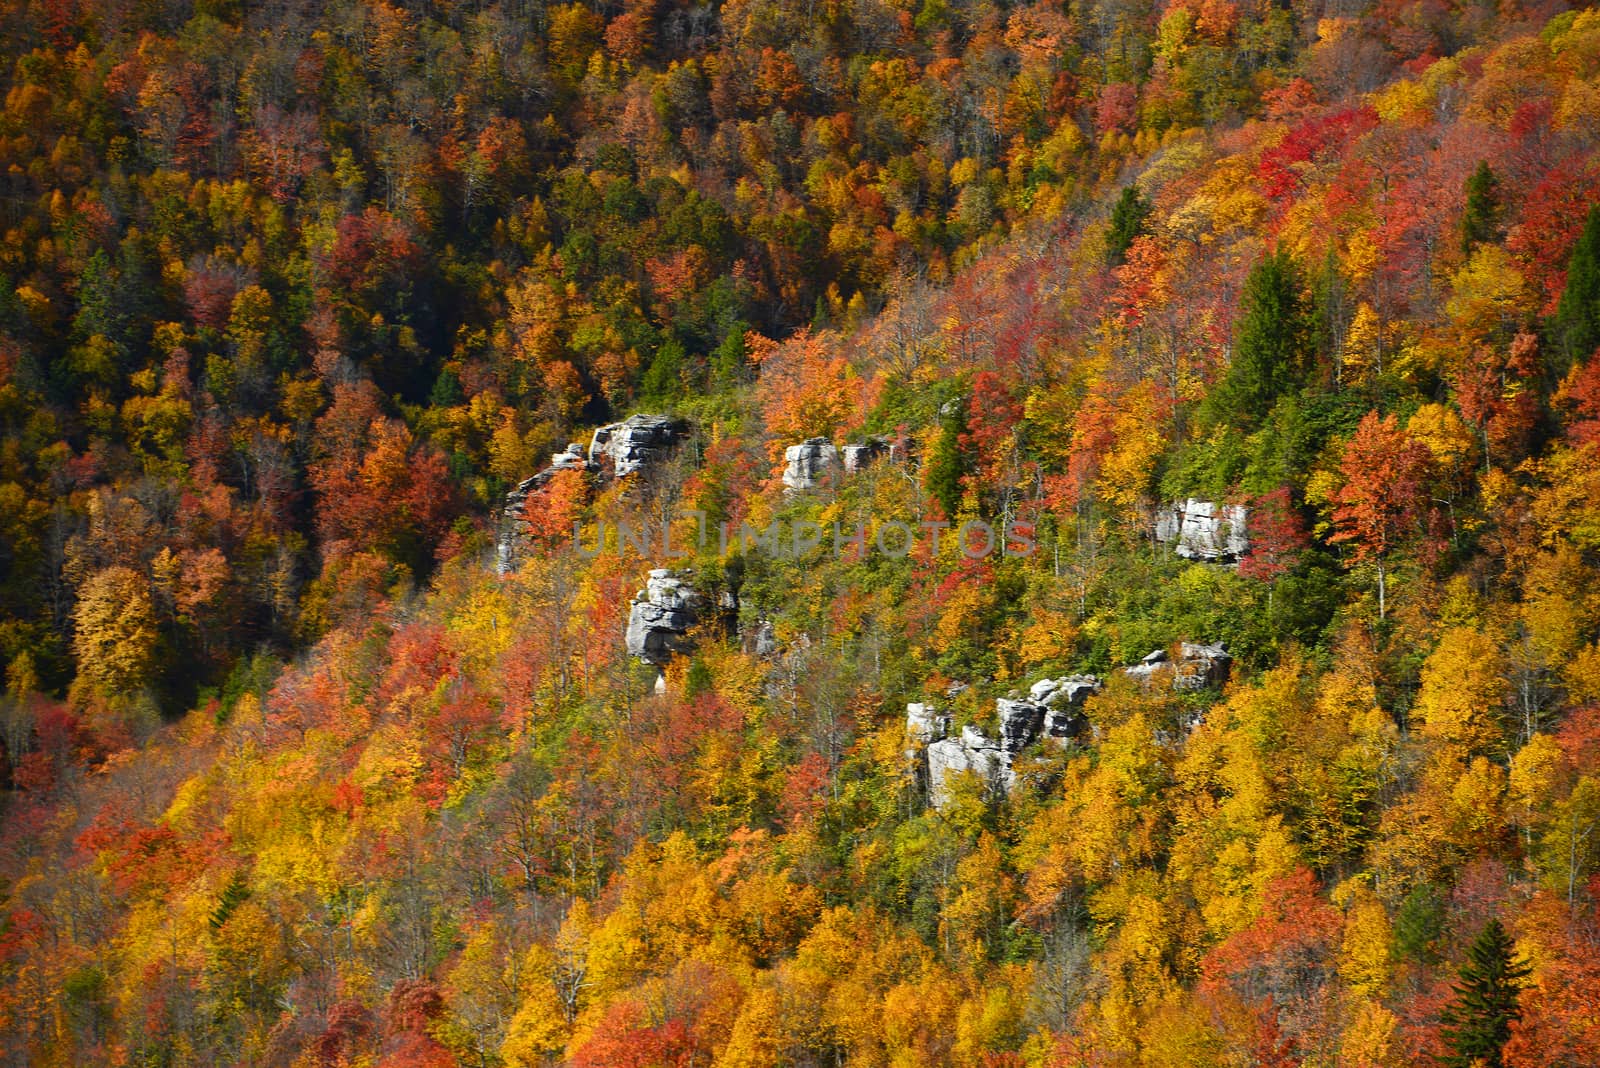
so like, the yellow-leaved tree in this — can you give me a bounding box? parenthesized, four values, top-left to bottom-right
(1412, 626, 1506, 756)
(73, 565, 159, 697)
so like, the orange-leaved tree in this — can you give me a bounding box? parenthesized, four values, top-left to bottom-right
(1329, 411, 1434, 621)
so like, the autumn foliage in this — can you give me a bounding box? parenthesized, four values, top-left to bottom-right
(4, 1, 1600, 1066)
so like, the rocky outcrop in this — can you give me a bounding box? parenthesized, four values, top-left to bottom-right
(782, 438, 841, 493)
(547, 441, 591, 476)
(927, 727, 1009, 801)
(1122, 642, 1232, 692)
(625, 570, 704, 666)
(1029, 675, 1103, 739)
(841, 438, 892, 473)
(910, 674, 1101, 807)
(496, 444, 594, 574)
(591, 414, 687, 478)
(499, 418, 686, 573)
(905, 702, 950, 745)
(1156, 499, 1249, 562)
(746, 619, 778, 658)
(781, 435, 902, 494)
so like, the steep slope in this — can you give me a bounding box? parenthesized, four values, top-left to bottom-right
(5, 2, 1600, 1067)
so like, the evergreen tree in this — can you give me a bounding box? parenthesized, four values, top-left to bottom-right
(1204, 248, 1310, 432)
(1438, 918, 1531, 1068)
(640, 338, 686, 405)
(70, 249, 124, 348)
(1552, 205, 1600, 370)
(711, 326, 748, 390)
(429, 366, 464, 407)
(1460, 161, 1502, 256)
(209, 871, 252, 931)
(1106, 185, 1152, 266)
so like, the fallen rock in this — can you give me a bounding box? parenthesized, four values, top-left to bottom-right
(625, 569, 704, 665)
(591, 414, 687, 478)
(782, 437, 841, 493)
(1156, 499, 1249, 562)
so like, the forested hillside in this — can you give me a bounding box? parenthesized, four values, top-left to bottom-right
(3, 0, 1600, 1062)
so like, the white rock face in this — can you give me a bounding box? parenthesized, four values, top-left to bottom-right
(1156, 499, 1249, 561)
(590, 414, 686, 477)
(625, 569, 704, 665)
(1029, 675, 1102, 708)
(905, 702, 950, 746)
(927, 729, 1009, 804)
(1029, 675, 1101, 739)
(782, 438, 841, 493)
(550, 442, 588, 471)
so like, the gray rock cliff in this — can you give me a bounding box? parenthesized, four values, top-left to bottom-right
(590, 414, 687, 478)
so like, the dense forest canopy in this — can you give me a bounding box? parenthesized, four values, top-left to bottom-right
(3, 0, 1600, 1062)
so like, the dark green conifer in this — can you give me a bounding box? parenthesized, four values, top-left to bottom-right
(1552, 205, 1600, 369)
(1106, 185, 1152, 267)
(1438, 918, 1532, 1068)
(1460, 161, 1502, 256)
(1204, 248, 1310, 431)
